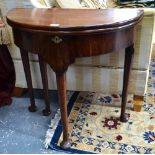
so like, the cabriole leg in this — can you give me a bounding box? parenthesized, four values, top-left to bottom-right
(38, 55, 51, 116)
(56, 72, 71, 149)
(20, 49, 37, 112)
(120, 44, 134, 122)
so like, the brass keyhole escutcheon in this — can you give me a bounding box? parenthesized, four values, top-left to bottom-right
(51, 36, 63, 44)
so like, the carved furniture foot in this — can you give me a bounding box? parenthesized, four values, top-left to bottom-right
(42, 109, 51, 116)
(38, 55, 51, 116)
(120, 113, 129, 122)
(60, 140, 71, 149)
(28, 105, 37, 112)
(20, 49, 37, 112)
(133, 95, 144, 112)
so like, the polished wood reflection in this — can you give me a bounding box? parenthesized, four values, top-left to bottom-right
(7, 8, 143, 149)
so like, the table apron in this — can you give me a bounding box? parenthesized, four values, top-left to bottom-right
(13, 26, 134, 55)
(13, 27, 134, 73)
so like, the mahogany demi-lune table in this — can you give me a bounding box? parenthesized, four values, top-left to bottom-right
(6, 8, 143, 149)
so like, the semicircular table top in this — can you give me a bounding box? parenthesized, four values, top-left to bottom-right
(6, 8, 143, 32)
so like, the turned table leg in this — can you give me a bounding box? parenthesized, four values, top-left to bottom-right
(120, 44, 134, 122)
(20, 49, 37, 112)
(38, 55, 51, 116)
(56, 72, 71, 149)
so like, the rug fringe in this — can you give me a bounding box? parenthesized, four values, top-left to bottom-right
(44, 109, 61, 149)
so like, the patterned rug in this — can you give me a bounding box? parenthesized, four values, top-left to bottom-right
(44, 59, 155, 154)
